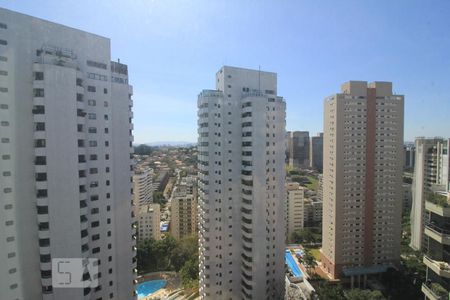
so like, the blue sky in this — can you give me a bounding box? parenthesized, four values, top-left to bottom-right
(3, 0, 450, 143)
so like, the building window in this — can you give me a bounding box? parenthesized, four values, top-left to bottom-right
(37, 189, 48, 198)
(36, 173, 47, 181)
(35, 122, 45, 131)
(32, 105, 45, 114)
(34, 72, 44, 80)
(88, 99, 96, 106)
(35, 156, 47, 165)
(88, 113, 96, 120)
(87, 86, 96, 92)
(87, 60, 107, 70)
(35, 139, 46, 148)
(0, 40, 7, 45)
(33, 88, 44, 97)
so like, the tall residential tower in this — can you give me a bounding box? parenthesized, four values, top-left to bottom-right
(0, 8, 136, 300)
(310, 133, 324, 172)
(321, 81, 404, 282)
(410, 138, 449, 251)
(197, 66, 286, 299)
(288, 131, 310, 169)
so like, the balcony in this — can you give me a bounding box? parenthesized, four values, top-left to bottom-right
(422, 282, 448, 300)
(425, 224, 450, 245)
(426, 193, 450, 217)
(423, 255, 450, 279)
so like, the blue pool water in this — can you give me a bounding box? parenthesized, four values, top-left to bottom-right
(136, 280, 167, 298)
(285, 250, 303, 278)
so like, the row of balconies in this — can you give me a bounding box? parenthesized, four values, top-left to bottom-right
(422, 282, 448, 300)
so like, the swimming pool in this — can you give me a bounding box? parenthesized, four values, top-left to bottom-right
(136, 279, 167, 299)
(285, 250, 303, 278)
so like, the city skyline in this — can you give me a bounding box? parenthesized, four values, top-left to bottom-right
(2, 1, 450, 143)
(3, 4, 450, 300)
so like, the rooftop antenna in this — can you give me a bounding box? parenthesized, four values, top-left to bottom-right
(258, 65, 261, 91)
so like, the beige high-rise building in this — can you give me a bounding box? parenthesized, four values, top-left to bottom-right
(321, 81, 404, 282)
(170, 186, 197, 240)
(286, 183, 305, 241)
(137, 204, 161, 241)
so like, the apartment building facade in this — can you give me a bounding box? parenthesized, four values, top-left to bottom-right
(421, 191, 450, 300)
(0, 8, 136, 299)
(132, 167, 154, 214)
(197, 66, 286, 299)
(321, 81, 404, 282)
(170, 184, 197, 240)
(137, 204, 161, 241)
(288, 131, 310, 169)
(286, 183, 305, 241)
(410, 138, 449, 251)
(310, 133, 324, 172)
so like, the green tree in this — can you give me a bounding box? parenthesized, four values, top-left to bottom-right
(170, 236, 198, 272)
(137, 238, 154, 273)
(315, 283, 346, 300)
(346, 289, 385, 300)
(134, 144, 155, 155)
(153, 191, 166, 205)
(180, 257, 199, 288)
(291, 228, 317, 244)
(136, 236, 178, 274)
(299, 249, 317, 274)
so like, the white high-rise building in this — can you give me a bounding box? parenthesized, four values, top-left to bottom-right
(410, 138, 449, 251)
(132, 167, 154, 214)
(197, 66, 286, 300)
(0, 8, 136, 300)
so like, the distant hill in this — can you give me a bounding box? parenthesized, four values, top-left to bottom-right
(145, 141, 196, 147)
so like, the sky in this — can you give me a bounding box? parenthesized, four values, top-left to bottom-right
(2, 0, 450, 143)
